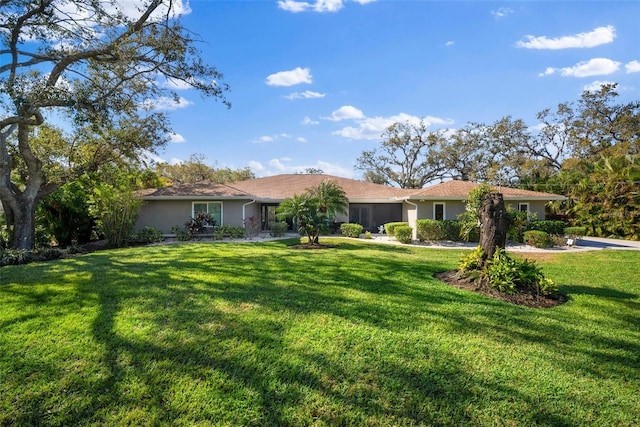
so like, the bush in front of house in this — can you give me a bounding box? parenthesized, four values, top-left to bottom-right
(523, 230, 553, 248)
(340, 223, 363, 238)
(171, 225, 192, 241)
(269, 222, 289, 237)
(527, 220, 568, 236)
(385, 222, 409, 237)
(416, 219, 444, 241)
(220, 225, 246, 239)
(131, 226, 164, 244)
(394, 225, 413, 244)
(564, 226, 586, 237)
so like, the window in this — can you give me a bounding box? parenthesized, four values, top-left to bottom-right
(193, 202, 222, 226)
(434, 203, 445, 221)
(518, 203, 530, 214)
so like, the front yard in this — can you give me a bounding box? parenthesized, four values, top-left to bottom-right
(1, 239, 638, 426)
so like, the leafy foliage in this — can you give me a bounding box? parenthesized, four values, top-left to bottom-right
(131, 227, 164, 244)
(340, 223, 364, 238)
(384, 222, 409, 236)
(277, 180, 348, 244)
(88, 184, 141, 248)
(523, 230, 553, 249)
(459, 247, 558, 296)
(394, 225, 413, 244)
(269, 222, 289, 237)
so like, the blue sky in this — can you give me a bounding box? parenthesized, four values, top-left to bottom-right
(152, 0, 640, 179)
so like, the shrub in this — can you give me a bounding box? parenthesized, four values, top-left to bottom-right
(523, 230, 553, 248)
(1, 249, 33, 266)
(89, 184, 141, 248)
(564, 226, 586, 237)
(171, 226, 192, 241)
(364, 231, 373, 239)
(220, 225, 245, 239)
(185, 212, 216, 236)
(416, 219, 444, 241)
(458, 246, 485, 272)
(483, 250, 558, 296)
(340, 223, 363, 238)
(528, 220, 568, 236)
(132, 227, 164, 244)
(35, 247, 63, 261)
(385, 222, 409, 237)
(507, 209, 529, 243)
(394, 225, 413, 244)
(269, 222, 289, 237)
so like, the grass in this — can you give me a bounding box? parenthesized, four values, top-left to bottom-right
(0, 238, 639, 426)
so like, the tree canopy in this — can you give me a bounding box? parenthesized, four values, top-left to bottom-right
(0, 0, 229, 249)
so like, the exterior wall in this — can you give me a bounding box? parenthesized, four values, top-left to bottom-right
(136, 199, 248, 233)
(504, 200, 547, 219)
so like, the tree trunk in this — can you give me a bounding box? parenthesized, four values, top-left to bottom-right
(12, 198, 38, 250)
(478, 193, 510, 267)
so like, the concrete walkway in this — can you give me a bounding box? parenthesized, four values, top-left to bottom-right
(368, 235, 640, 253)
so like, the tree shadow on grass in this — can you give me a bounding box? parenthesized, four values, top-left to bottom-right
(2, 241, 639, 425)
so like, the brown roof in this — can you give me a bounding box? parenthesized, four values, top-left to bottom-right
(405, 180, 566, 200)
(138, 175, 564, 202)
(231, 174, 413, 201)
(137, 181, 250, 199)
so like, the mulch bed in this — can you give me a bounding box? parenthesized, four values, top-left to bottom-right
(435, 270, 567, 308)
(289, 243, 339, 250)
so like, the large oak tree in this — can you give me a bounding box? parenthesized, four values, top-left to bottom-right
(0, 0, 229, 249)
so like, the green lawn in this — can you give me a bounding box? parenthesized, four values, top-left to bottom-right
(1, 239, 639, 426)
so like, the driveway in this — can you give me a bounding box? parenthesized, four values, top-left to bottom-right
(370, 235, 640, 252)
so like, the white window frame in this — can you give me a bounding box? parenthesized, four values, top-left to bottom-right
(518, 202, 530, 218)
(192, 201, 223, 226)
(433, 202, 446, 221)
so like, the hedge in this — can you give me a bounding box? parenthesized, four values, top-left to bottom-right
(384, 222, 409, 237)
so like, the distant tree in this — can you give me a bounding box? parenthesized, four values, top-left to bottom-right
(356, 120, 446, 188)
(156, 154, 254, 184)
(0, 1, 229, 250)
(303, 168, 324, 174)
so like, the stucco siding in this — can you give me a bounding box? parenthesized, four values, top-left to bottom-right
(136, 199, 248, 233)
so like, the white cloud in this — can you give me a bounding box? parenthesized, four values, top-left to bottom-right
(445, 41, 455, 47)
(302, 116, 320, 125)
(333, 112, 454, 141)
(517, 25, 615, 50)
(253, 158, 354, 178)
(540, 58, 621, 78)
(277, 0, 374, 13)
(626, 60, 640, 73)
(266, 67, 313, 87)
(285, 90, 326, 100)
(324, 105, 365, 121)
(251, 133, 294, 144)
(168, 132, 186, 143)
(491, 7, 513, 18)
(582, 80, 615, 92)
(297, 137, 308, 142)
(142, 96, 193, 111)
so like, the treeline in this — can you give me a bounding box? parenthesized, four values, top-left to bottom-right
(356, 84, 639, 240)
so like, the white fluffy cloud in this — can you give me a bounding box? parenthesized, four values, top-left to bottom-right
(332, 112, 453, 141)
(168, 132, 186, 143)
(582, 80, 616, 92)
(324, 105, 365, 121)
(539, 58, 621, 78)
(266, 67, 313, 87)
(491, 7, 513, 18)
(277, 0, 374, 13)
(142, 96, 193, 111)
(517, 25, 615, 50)
(626, 60, 640, 73)
(251, 158, 354, 178)
(285, 90, 326, 100)
(302, 116, 320, 125)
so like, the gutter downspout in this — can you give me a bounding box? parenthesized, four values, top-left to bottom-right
(397, 197, 419, 241)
